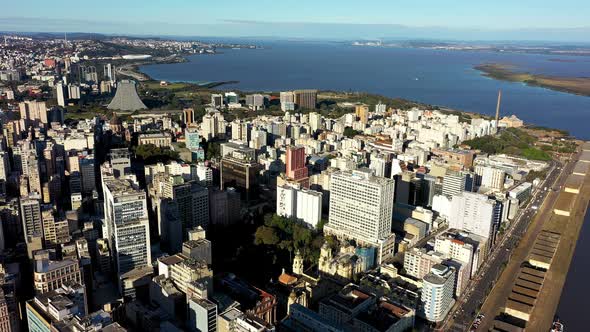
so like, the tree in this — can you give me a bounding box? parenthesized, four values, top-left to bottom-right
(254, 226, 280, 246)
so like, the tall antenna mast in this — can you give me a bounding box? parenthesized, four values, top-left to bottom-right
(495, 90, 502, 132)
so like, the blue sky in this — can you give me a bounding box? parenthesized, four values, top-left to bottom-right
(2, 0, 590, 41)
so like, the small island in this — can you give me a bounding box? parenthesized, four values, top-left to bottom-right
(475, 63, 590, 97)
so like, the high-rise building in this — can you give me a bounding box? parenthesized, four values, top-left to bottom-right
(56, 82, 66, 107)
(108, 148, 131, 178)
(0, 152, 9, 182)
(285, 145, 309, 187)
(67, 84, 81, 100)
(187, 298, 217, 332)
(293, 89, 317, 110)
(185, 128, 201, 151)
(20, 198, 42, 238)
(276, 184, 323, 227)
(474, 165, 506, 190)
(103, 178, 152, 284)
(355, 104, 369, 124)
(19, 101, 48, 126)
(325, 169, 395, 251)
(449, 192, 496, 239)
(79, 154, 96, 194)
(211, 94, 224, 108)
(403, 247, 443, 279)
(157, 176, 210, 232)
(442, 172, 467, 197)
(245, 94, 265, 111)
(280, 91, 295, 112)
(420, 264, 456, 322)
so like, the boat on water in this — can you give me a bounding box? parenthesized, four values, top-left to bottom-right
(550, 317, 564, 332)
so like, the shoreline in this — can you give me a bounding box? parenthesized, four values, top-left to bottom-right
(475, 63, 590, 97)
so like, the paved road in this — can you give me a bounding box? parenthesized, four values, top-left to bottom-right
(438, 158, 572, 331)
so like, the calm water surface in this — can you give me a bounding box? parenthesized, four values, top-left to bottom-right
(141, 41, 590, 138)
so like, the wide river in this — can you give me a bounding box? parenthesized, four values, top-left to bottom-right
(140, 40, 590, 139)
(141, 41, 590, 328)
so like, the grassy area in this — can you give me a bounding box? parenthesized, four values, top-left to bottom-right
(462, 127, 552, 161)
(476, 63, 590, 97)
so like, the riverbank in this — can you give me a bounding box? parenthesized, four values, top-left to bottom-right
(476, 63, 590, 97)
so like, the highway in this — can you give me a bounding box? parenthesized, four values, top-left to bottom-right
(438, 158, 572, 332)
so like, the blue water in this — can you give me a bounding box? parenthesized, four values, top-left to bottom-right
(140, 41, 590, 139)
(556, 207, 590, 331)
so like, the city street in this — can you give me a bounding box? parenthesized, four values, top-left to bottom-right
(439, 158, 572, 331)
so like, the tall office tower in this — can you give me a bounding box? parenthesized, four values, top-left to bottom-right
(325, 169, 395, 257)
(43, 146, 55, 177)
(103, 178, 151, 281)
(231, 120, 242, 141)
(421, 264, 456, 322)
(183, 108, 195, 125)
(67, 84, 81, 100)
(280, 91, 295, 112)
(211, 94, 224, 108)
(159, 176, 210, 231)
(224, 92, 239, 105)
(355, 104, 370, 124)
(375, 102, 387, 113)
(285, 145, 309, 187)
(369, 154, 390, 178)
(19, 101, 48, 126)
(420, 174, 437, 208)
(79, 154, 96, 194)
(27, 155, 42, 194)
(108, 148, 131, 178)
(442, 172, 467, 197)
(308, 112, 322, 133)
(185, 128, 201, 150)
(449, 192, 496, 239)
(474, 165, 506, 190)
(276, 184, 323, 228)
(395, 171, 415, 205)
(293, 89, 317, 110)
(0, 152, 9, 182)
(20, 198, 42, 238)
(56, 82, 66, 107)
(245, 94, 265, 111)
(104, 63, 115, 82)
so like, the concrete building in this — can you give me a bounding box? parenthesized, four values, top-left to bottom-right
(276, 184, 322, 227)
(403, 248, 444, 279)
(449, 192, 496, 239)
(187, 297, 217, 332)
(293, 89, 317, 110)
(325, 169, 395, 245)
(420, 264, 456, 322)
(33, 253, 83, 294)
(103, 178, 151, 286)
(138, 133, 172, 148)
(475, 165, 506, 190)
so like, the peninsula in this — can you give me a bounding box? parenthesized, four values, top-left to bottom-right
(476, 63, 590, 97)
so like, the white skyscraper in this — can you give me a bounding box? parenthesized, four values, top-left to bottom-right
(276, 184, 323, 227)
(56, 82, 66, 107)
(449, 192, 496, 239)
(421, 264, 456, 322)
(325, 169, 395, 248)
(103, 178, 151, 282)
(442, 172, 467, 197)
(474, 165, 506, 190)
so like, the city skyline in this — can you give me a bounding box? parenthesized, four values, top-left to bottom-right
(2, 0, 590, 42)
